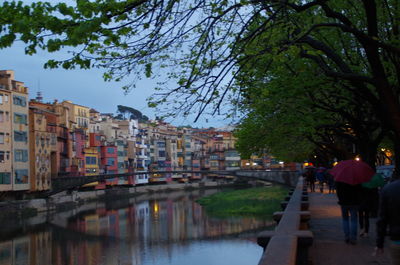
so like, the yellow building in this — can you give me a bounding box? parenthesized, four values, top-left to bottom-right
(84, 147, 99, 176)
(62, 100, 90, 130)
(0, 70, 30, 191)
(0, 80, 12, 191)
(62, 100, 90, 147)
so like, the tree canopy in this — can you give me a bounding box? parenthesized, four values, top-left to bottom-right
(234, 42, 384, 167)
(116, 104, 149, 121)
(1, 0, 400, 168)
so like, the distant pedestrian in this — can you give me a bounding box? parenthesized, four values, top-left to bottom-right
(335, 181, 362, 244)
(326, 170, 335, 193)
(304, 168, 316, 192)
(375, 176, 400, 264)
(316, 167, 326, 193)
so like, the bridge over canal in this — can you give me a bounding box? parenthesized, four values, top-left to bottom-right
(48, 170, 299, 196)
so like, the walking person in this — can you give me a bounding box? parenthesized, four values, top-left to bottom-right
(375, 175, 400, 265)
(335, 181, 362, 244)
(305, 168, 316, 192)
(326, 170, 335, 193)
(358, 187, 375, 237)
(359, 173, 384, 237)
(330, 159, 375, 245)
(316, 167, 326, 193)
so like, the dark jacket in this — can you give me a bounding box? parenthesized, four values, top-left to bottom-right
(335, 181, 362, 206)
(376, 179, 400, 248)
(359, 187, 379, 212)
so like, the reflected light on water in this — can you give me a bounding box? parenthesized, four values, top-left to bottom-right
(0, 190, 274, 265)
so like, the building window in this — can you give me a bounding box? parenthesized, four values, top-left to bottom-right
(14, 113, 27, 124)
(0, 133, 4, 144)
(0, 172, 11, 184)
(51, 135, 56, 145)
(85, 156, 97, 165)
(4, 95, 8, 102)
(13, 95, 27, 107)
(107, 158, 115, 166)
(14, 169, 29, 184)
(210, 161, 219, 167)
(14, 149, 28, 162)
(0, 151, 4, 162)
(159, 151, 166, 157)
(14, 131, 28, 142)
(210, 155, 219, 160)
(0, 94, 2, 104)
(107, 147, 114, 154)
(0, 111, 3, 122)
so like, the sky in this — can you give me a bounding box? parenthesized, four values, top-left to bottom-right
(0, 42, 231, 128)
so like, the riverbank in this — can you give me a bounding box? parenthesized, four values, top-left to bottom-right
(197, 186, 288, 218)
(0, 180, 239, 222)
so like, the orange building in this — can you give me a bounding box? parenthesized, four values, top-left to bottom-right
(29, 105, 57, 191)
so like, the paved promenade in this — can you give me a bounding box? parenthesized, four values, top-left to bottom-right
(308, 190, 391, 265)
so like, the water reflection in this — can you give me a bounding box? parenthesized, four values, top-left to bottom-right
(0, 190, 272, 265)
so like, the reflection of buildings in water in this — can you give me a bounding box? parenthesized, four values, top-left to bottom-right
(65, 194, 272, 244)
(3, 192, 271, 265)
(0, 232, 52, 265)
(0, 241, 13, 265)
(30, 232, 52, 265)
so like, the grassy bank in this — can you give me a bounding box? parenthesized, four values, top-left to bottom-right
(197, 186, 288, 218)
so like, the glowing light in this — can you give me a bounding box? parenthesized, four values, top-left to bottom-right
(355, 157, 360, 161)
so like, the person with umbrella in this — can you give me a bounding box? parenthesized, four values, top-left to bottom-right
(330, 159, 375, 245)
(375, 173, 400, 264)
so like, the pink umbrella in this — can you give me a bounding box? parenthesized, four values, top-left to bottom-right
(330, 160, 374, 185)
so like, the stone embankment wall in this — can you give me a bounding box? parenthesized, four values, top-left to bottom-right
(0, 181, 228, 220)
(236, 171, 299, 187)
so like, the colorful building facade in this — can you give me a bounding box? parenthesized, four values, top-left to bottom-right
(0, 70, 30, 191)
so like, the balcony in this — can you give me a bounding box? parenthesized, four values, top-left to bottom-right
(225, 156, 241, 161)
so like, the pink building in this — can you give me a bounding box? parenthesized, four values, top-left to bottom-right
(71, 129, 86, 175)
(100, 145, 118, 174)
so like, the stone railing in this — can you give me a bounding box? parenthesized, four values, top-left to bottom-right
(257, 177, 313, 265)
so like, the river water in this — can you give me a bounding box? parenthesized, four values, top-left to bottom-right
(0, 188, 273, 265)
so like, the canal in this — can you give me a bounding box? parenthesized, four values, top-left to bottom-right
(0, 188, 274, 265)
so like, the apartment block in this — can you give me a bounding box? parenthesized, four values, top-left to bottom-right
(29, 106, 57, 191)
(0, 78, 12, 190)
(0, 70, 30, 191)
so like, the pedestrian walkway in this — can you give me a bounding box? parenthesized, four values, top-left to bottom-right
(308, 190, 391, 265)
